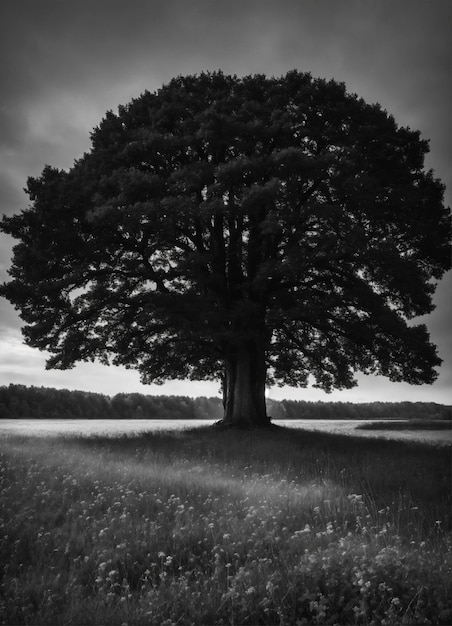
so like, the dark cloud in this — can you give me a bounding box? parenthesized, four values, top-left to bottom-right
(0, 0, 450, 401)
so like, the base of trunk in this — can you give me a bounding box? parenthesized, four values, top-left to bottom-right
(211, 417, 279, 431)
(221, 342, 269, 429)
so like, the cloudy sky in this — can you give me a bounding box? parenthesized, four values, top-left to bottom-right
(0, 0, 451, 403)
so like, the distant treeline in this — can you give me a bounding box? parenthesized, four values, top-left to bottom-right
(0, 384, 450, 420)
(267, 399, 451, 420)
(0, 385, 223, 420)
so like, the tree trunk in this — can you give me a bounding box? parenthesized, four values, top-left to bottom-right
(219, 339, 270, 429)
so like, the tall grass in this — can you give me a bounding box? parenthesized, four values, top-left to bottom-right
(1, 426, 451, 625)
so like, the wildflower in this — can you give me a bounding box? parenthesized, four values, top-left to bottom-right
(391, 597, 401, 606)
(360, 580, 371, 593)
(157, 551, 166, 559)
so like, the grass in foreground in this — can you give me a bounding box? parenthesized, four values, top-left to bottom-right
(0, 426, 451, 625)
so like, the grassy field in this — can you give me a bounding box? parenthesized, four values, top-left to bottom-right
(0, 426, 451, 625)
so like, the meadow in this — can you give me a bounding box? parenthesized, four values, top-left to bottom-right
(0, 426, 451, 625)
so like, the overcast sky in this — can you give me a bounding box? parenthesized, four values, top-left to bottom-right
(0, 0, 450, 403)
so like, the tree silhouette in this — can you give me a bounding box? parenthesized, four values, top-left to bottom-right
(1, 71, 450, 427)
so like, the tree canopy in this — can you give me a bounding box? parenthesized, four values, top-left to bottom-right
(1, 71, 450, 427)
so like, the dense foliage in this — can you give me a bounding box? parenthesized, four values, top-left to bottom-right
(0, 384, 449, 420)
(1, 71, 450, 427)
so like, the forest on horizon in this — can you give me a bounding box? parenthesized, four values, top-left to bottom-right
(0, 384, 450, 421)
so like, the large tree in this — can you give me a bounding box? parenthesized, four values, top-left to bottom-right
(1, 71, 450, 427)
